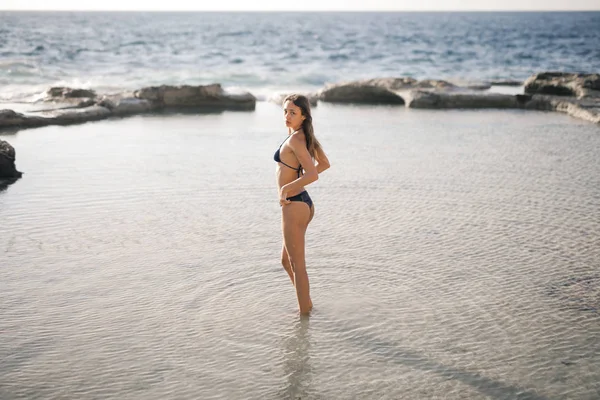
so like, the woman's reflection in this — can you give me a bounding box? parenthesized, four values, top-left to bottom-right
(282, 318, 312, 399)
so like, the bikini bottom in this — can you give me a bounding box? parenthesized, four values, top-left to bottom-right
(286, 190, 313, 209)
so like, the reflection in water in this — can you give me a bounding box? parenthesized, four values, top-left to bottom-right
(0, 178, 20, 193)
(282, 318, 312, 399)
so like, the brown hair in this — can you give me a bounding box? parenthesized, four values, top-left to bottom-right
(284, 94, 323, 160)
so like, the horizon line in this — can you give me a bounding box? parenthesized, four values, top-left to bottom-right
(1, 9, 600, 12)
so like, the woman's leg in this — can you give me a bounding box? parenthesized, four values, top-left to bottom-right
(282, 202, 312, 315)
(282, 240, 313, 310)
(281, 244, 295, 285)
(283, 205, 314, 282)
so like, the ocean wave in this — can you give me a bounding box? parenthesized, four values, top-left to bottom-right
(328, 54, 350, 61)
(0, 60, 43, 80)
(0, 60, 38, 70)
(119, 40, 162, 48)
(215, 30, 252, 38)
(6, 45, 48, 57)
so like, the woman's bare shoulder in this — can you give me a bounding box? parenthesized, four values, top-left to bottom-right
(289, 131, 307, 145)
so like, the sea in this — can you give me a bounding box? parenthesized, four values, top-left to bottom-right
(1, 11, 600, 400)
(1, 11, 600, 102)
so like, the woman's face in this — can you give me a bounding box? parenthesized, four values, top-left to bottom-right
(283, 100, 305, 131)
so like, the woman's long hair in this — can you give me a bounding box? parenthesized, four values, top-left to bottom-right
(284, 94, 323, 161)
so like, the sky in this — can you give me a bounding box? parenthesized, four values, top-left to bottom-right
(2, 0, 599, 11)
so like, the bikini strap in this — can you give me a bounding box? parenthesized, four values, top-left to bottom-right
(278, 137, 288, 148)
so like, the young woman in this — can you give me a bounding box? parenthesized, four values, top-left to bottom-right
(274, 94, 330, 315)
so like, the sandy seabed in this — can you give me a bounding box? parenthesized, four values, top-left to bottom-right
(1, 103, 599, 399)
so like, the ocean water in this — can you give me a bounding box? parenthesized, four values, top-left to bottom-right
(1, 11, 600, 102)
(1, 103, 600, 399)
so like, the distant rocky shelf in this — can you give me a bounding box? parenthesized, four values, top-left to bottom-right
(1, 72, 599, 133)
(1, 72, 599, 187)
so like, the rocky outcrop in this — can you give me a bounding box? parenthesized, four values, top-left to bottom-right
(524, 72, 600, 99)
(0, 140, 23, 188)
(43, 87, 98, 107)
(318, 82, 405, 104)
(316, 73, 599, 124)
(412, 79, 457, 90)
(0, 106, 112, 127)
(0, 84, 257, 131)
(519, 94, 600, 124)
(358, 77, 418, 90)
(134, 84, 256, 111)
(44, 105, 112, 123)
(317, 78, 487, 105)
(0, 109, 47, 128)
(97, 94, 157, 116)
(45, 87, 97, 100)
(353, 77, 457, 91)
(406, 91, 519, 109)
(405, 89, 600, 124)
(1, 73, 599, 132)
(490, 80, 523, 86)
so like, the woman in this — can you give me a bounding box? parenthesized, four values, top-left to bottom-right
(275, 94, 330, 315)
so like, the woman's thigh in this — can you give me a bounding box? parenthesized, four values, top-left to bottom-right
(281, 202, 311, 260)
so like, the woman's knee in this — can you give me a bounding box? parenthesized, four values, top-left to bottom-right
(281, 252, 293, 269)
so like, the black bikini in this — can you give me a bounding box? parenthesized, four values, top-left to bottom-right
(274, 136, 303, 177)
(286, 190, 313, 209)
(274, 135, 313, 209)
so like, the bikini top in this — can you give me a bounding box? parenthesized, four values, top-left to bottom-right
(274, 133, 303, 177)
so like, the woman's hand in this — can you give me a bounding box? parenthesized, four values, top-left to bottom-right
(279, 186, 291, 206)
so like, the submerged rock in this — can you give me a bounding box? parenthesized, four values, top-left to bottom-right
(0, 140, 23, 184)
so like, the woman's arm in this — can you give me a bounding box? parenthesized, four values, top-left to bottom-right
(314, 146, 331, 174)
(279, 135, 319, 200)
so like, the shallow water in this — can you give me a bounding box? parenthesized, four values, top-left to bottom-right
(1, 104, 599, 399)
